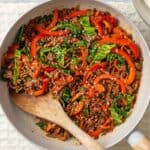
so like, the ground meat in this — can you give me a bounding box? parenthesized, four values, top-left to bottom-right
(24, 16, 40, 41)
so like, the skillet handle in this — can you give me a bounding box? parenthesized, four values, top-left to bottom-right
(128, 131, 150, 150)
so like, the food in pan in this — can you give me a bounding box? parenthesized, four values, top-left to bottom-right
(1, 7, 143, 141)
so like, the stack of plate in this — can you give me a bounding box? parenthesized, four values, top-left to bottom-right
(132, 0, 150, 26)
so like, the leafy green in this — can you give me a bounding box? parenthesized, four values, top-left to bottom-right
(106, 53, 125, 66)
(79, 16, 91, 27)
(83, 107, 90, 117)
(73, 40, 88, 48)
(61, 87, 72, 104)
(83, 26, 96, 36)
(38, 14, 52, 23)
(36, 121, 45, 128)
(110, 107, 122, 124)
(13, 50, 21, 84)
(92, 44, 116, 64)
(56, 21, 81, 37)
(88, 41, 98, 61)
(110, 93, 135, 124)
(15, 25, 24, 44)
(79, 16, 96, 36)
(39, 46, 67, 67)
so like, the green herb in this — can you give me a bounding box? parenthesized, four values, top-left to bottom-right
(38, 14, 52, 23)
(36, 121, 45, 128)
(13, 50, 21, 84)
(92, 44, 116, 64)
(106, 53, 125, 66)
(15, 25, 24, 44)
(83, 107, 90, 117)
(79, 16, 96, 36)
(110, 93, 135, 124)
(61, 87, 72, 104)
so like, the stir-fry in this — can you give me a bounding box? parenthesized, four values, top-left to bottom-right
(1, 7, 143, 140)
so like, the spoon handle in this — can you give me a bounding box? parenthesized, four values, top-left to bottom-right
(47, 100, 105, 150)
(61, 115, 105, 150)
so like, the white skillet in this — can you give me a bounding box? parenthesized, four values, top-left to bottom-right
(0, 0, 150, 149)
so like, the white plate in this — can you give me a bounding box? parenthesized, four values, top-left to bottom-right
(132, 0, 150, 26)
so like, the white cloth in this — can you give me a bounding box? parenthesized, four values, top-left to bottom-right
(0, 1, 150, 150)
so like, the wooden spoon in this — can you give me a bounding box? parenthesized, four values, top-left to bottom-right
(11, 92, 104, 150)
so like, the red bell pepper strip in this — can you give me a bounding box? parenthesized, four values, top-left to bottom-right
(99, 36, 131, 46)
(42, 67, 55, 73)
(91, 16, 104, 37)
(88, 84, 105, 99)
(72, 100, 85, 116)
(128, 43, 140, 59)
(94, 74, 126, 93)
(64, 10, 89, 20)
(35, 25, 70, 36)
(46, 9, 59, 30)
(99, 36, 140, 59)
(83, 62, 106, 84)
(51, 75, 74, 94)
(30, 34, 44, 57)
(34, 78, 48, 96)
(112, 49, 136, 85)
(88, 117, 112, 138)
(87, 87, 95, 99)
(80, 47, 88, 70)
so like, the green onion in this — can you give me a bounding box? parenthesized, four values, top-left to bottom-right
(15, 25, 24, 44)
(13, 50, 21, 84)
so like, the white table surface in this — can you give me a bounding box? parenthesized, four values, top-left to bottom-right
(0, 0, 150, 150)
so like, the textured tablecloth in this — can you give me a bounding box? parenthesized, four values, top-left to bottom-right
(0, 1, 150, 150)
